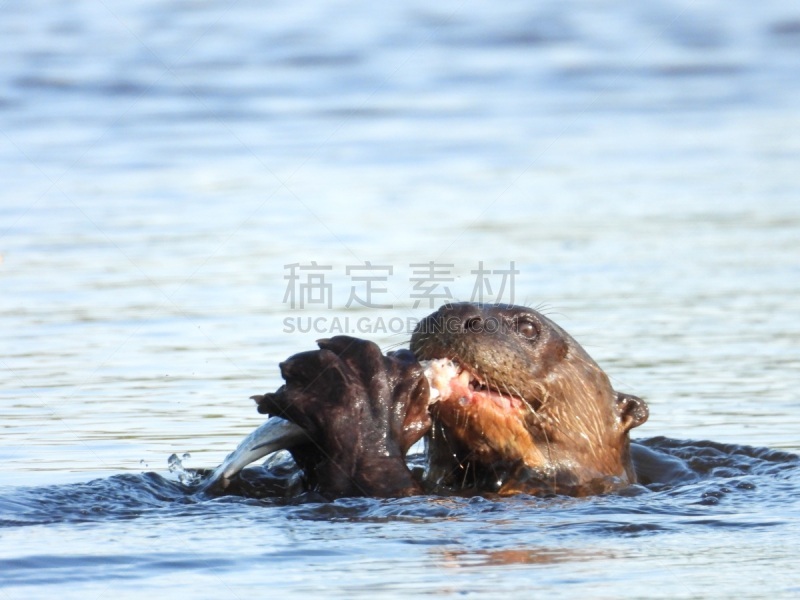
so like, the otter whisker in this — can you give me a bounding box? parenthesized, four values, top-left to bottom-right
(384, 339, 411, 351)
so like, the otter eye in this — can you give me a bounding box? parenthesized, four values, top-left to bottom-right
(516, 319, 538, 339)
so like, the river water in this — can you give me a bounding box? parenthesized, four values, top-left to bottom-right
(1, 1, 799, 598)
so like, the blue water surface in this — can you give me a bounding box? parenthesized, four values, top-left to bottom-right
(1, 1, 799, 598)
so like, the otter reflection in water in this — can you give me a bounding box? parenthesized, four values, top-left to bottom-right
(204, 303, 649, 498)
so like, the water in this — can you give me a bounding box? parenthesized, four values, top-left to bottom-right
(1, 0, 799, 597)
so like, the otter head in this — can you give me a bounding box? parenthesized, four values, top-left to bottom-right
(410, 302, 648, 496)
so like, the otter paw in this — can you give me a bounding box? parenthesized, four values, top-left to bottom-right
(253, 336, 432, 498)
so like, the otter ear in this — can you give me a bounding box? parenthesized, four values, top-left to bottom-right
(615, 392, 649, 431)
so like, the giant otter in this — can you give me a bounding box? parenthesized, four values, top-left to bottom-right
(410, 302, 648, 496)
(206, 303, 648, 499)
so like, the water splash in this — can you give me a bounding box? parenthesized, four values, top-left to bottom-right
(167, 452, 201, 486)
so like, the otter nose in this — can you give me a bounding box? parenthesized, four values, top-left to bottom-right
(436, 302, 486, 334)
(463, 316, 483, 332)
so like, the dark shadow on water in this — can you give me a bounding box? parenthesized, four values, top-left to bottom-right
(0, 438, 796, 530)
